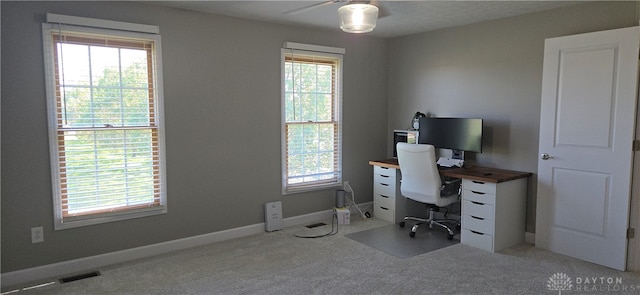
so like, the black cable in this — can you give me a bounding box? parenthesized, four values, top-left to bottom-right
(294, 209, 339, 239)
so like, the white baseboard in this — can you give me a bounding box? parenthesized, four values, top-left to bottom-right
(1, 209, 335, 290)
(525, 232, 535, 244)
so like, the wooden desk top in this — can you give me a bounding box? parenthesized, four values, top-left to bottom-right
(368, 159, 401, 169)
(369, 159, 531, 183)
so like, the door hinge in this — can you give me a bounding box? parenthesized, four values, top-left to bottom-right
(628, 228, 635, 239)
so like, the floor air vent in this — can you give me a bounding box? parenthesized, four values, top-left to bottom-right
(305, 222, 327, 228)
(59, 271, 101, 284)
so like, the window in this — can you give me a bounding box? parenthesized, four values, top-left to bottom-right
(42, 15, 166, 229)
(281, 43, 343, 194)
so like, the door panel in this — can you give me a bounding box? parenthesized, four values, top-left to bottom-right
(552, 168, 608, 236)
(536, 26, 639, 271)
(556, 47, 616, 148)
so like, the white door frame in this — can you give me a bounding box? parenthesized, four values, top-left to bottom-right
(627, 21, 640, 272)
(629, 40, 640, 270)
(630, 116, 640, 271)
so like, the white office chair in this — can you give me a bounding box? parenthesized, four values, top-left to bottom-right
(396, 142, 460, 239)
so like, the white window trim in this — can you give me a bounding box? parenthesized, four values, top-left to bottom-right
(283, 42, 346, 55)
(42, 15, 167, 230)
(46, 13, 160, 34)
(281, 43, 344, 195)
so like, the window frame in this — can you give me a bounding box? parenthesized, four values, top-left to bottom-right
(42, 20, 167, 230)
(281, 46, 343, 195)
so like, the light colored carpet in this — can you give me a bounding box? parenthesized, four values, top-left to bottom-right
(8, 218, 640, 294)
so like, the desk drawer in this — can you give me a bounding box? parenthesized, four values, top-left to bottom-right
(374, 180, 396, 198)
(461, 228, 494, 252)
(463, 189, 496, 205)
(374, 173, 395, 186)
(462, 215, 494, 235)
(374, 194, 394, 210)
(462, 200, 494, 220)
(374, 166, 395, 178)
(462, 179, 496, 195)
(374, 205, 394, 222)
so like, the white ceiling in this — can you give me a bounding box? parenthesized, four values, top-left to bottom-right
(144, 1, 582, 38)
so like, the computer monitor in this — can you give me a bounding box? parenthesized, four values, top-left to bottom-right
(418, 117, 483, 158)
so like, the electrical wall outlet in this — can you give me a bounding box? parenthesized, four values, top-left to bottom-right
(31, 226, 44, 244)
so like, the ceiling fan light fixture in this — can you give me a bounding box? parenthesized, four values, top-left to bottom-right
(338, 3, 378, 33)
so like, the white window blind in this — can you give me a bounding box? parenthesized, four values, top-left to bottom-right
(281, 45, 343, 194)
(43, 17, 167, 229)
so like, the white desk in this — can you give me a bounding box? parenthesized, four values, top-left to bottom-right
(369, 159, 531, 252)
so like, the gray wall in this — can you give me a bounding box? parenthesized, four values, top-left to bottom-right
(1, 1, 388, 272)
(2, 0, 639, 274)
(387, 1, 638, 233)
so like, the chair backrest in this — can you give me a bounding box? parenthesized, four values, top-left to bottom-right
(396, 143, 442, 205)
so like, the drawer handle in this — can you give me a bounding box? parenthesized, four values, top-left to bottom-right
(380, 175, 390, 178)
(380, 183, 389, 187)
(471, 191, 485, 195)
(380, 206, 389, 211)
(470, 230, 484, 235)
(471, 215, 484, 221)
(471, 201, 485, 205)
(472, 181, 485, 184)
(380, 195, 390, 199)
(380, 167, 389, 170)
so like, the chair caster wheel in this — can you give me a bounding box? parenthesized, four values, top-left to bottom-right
(409, 231, 416, 238)
(447, 234, 454, 240)
(399, 221, 405, 228)
(365, 211, 371, 218)
(456, 224, 461, 230)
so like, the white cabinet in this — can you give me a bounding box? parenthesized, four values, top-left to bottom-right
(460, 178, 527, 252)
(372, 166, 405, 223)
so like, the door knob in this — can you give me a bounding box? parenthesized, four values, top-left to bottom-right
(541, 153, 551, 160)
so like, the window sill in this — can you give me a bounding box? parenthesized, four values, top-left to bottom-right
(54, 206, 167, 231)
(282, 183, 342, 195)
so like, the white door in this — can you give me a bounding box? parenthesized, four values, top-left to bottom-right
(536, 26, 639, 271)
